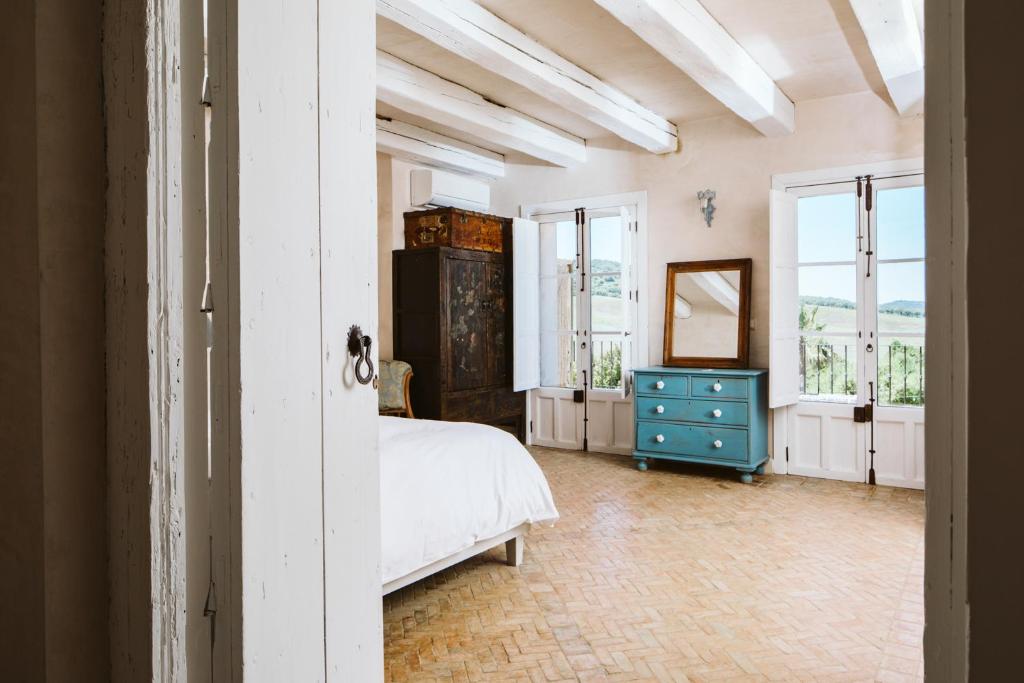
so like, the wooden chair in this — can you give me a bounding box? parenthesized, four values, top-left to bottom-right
(378, 360, 414, 418)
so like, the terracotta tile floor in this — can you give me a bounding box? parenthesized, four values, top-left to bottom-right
(383, 448, 924, 682)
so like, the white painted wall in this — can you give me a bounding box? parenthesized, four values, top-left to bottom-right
(488, 90, 924, 370)
(377, 155, 432, 360)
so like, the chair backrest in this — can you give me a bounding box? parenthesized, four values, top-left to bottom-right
(378, 360, 412, 411)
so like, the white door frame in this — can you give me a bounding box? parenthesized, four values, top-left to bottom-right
(923, 0, 969, 677)
(774, 168, 925, 489)
(119, 2, 385, 674)
(770, 158, 923, 480)
(127, 0, 969, 677)
(521, 192, 649, 454)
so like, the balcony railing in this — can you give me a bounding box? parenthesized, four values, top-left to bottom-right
(800, 340, 925, 406)
(591, 338, 623, 389)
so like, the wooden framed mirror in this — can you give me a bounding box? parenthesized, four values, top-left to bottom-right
(663, 258, 752, 368)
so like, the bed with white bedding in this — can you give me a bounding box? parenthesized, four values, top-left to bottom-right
(380, 416, 559, 594)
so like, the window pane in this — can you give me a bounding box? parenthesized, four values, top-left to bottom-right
(876, 186, 925, 260)
(589, 215, 622, 273)
(591, 335, 622, 389)
(798, 263, 857, 402)
(797, 193, 857, 263)
(876, 256, 925, 407)
(800, 337, 858, 403)
(591, 274, 622, 332)
(877, 337, 925, 406)
(798, 264, 857, 334)
(876, 261, 925, 335)
(541, 221, 576, 277)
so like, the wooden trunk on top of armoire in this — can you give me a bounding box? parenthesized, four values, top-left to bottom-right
(403, 207, 506, 253)
(392, 242, 525, 441)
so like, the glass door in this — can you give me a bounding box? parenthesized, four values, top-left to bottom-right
(529, 204, 638, 453)
(867, 178, 926, 487)
(786, 173, 925, 488)
(789, 183, 869, 482)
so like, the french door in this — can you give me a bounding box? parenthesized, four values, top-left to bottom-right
(528, 204, 638, 454)
(785, 172, 925, 489)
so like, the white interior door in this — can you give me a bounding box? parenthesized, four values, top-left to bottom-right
(211, 0, 383, 678)
(783, 173, 925, 489)
(528, 204, 638, 454)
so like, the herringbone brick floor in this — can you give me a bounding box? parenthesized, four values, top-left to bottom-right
(383, 448, 924, 682)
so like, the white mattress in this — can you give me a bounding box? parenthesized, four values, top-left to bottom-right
(379, 417, 559, 584)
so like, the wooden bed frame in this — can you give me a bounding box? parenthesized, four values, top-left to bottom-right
(382, 522, 528, 595)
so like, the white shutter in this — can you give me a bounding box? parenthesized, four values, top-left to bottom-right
(513, 217, 541, 391)
(769, 189, 800, 408)
(619, 206, 634, 399)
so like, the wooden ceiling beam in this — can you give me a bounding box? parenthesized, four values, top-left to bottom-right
(376, 118, 506, 180)
(377, 0, 679, 154)
(593, 0, 795, 136)
(376, 50, 586, 168)
(849, 0, 924, 116)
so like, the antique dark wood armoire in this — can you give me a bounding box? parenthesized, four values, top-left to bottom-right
(392, 241, 525, 441)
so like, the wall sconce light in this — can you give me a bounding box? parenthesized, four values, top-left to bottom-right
(697, 189, 716, 228)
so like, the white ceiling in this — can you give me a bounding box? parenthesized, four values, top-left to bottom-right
(377, 0, 892, 148)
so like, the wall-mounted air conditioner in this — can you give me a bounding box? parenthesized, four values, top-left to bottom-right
(410, 168, 490, 213)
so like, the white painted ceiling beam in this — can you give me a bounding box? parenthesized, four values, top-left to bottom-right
(376, 118, 505, 179)
(377, 0, 679, 154)
(377, 50, 587, 167)
(848, 0, 924, 116)
(593, 0, 795, 136)
(692, 271, 740, 315)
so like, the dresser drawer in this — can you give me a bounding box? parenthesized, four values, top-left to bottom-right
(636, 422, 749, 462)
(636, 396, 749, 427)
(690, 376, 748, 399)
(635, 374, 688, 397)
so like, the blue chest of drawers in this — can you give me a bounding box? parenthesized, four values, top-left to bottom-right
(632, 367, 769, 483)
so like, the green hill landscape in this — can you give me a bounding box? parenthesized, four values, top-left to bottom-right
(800, 296, 924, 343)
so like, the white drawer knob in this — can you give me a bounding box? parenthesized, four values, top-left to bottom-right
(713, 439, 723, 448)
(655, 434, 665, 443)
(655, 405, 665, 414)
(712, 409, 722, 418)
(712, 382, 723, 392)
(655, 380, 665, 390)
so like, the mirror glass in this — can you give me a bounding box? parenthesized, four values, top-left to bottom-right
(671, 269, 741, 358)
(664, 259, 751, 368)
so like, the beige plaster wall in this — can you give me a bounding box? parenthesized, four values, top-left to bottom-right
(0, 1, 46, 677)
(488, 89, 923, 369)
(964, 2, 1024, 678)
(377, 155, 427, 360)
(0, 0, 109, 679)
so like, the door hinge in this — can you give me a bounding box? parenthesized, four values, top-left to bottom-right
(853, 404, 874, 423)
(785, 446, 789, 462)
(200, 281, 214, 313)
(203, 577, 217, 617)
(529, 420, 533, 433)
(634, 289, 639, 304)
(201, 74, 212, 107)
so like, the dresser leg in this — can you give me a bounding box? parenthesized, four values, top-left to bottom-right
(738, 470, 754, 484)
(636, 459, 648, 472)
(755, 464, 766, 475)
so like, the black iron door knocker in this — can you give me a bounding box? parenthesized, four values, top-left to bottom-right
(347, 325, 375, 386)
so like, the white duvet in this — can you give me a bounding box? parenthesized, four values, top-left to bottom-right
(380, 417, 559, 584)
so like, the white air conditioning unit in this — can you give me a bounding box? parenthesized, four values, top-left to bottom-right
(410, 168, 490, 212)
